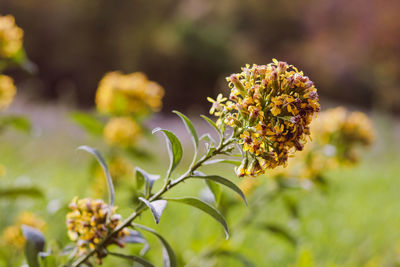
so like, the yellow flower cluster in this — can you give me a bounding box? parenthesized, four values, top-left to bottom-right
(0, 15, 23, 59)
(209, 60, 320, 177)
(311, 107, 374, 164)
(96, 71, 164, 116)
(0, 74, 16, 110)
(1, 212, 46, 250)
(103, 116, 141, 147)
(66, 197, 129, 261)
(273, 107, 375, 180)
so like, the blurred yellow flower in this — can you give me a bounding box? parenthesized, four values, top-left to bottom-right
(0, 74, 17, 110)
(274, 107, 375, 181)
(0, 15, 23, 58)
(1, 212, 46, 250)
(311, 107, 375, 164)
(95, 71, 164, 116)
(103, 116, 141, 147)
(0, 164, 6, 177)
(238, 177, 260, 197)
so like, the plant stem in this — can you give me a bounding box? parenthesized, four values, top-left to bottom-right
(71, 138, 234, 266)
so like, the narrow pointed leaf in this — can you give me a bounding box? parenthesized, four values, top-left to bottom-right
(199, 133, 215, 144)
(205, 180, 221, 204)
(132, 223, 177, 267)
(203, 159, 241, 166)
(259, 223, 297, 246)
(77, 146, 115, 207)
(135, 167, 160, 196)
(164, 197, 229, 239)
(22, 225, 45, 267)
(108, 252, 155, 267)
(139, 198, 167, 224)
(212, 249, 256, 267)
(152, 128, 183, 178)
(123, 230, 150, 255)
(39, 253, 57, 267)
(173, 111, 199, 151)
(200, 115, 221, 135)
(190, 175, 247, 205)
(0, 187, 43, 198)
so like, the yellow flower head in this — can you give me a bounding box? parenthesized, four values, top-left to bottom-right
(1, 212, 46, 250)
(103, 117, 141, 147)
(0, 15, 23, 58)
(311, 107, 375, 164)
(0, 74, 17, 110)
(66, 197, 129, 261)
(95, 71, 164, 116)
(210, 60, 320, 177)
(276, 107, 375, 181)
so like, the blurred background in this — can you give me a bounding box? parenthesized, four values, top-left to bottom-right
(1, 0, 399, 113)
(1, 1, 400, 266)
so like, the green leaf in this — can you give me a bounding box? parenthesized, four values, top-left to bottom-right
(259, 223, 297, 246)
(135, 167, 160, 196)
(135, 169, 145, 189)
(77, 146, 115, 207)
(173, 111, 199, 151)
(190, 175, 247, 205)
(39, 253, 57, 267)
(152, 128, 183, 178)
(70, 112, 104, 136)
(164, 197, 229, 239)
(205, 180, 221, 204)
(0, 115, 31, 133)
(203, 159, 241, 166)
(139, 198, 167, 224)
(22, 225, 45, 267)
(108, 251, 155, 267)
(0, 187, 43, 198)
(211, 249, 256, 267)
(123, 230, 150, 255)
(200, 115, 221, 136)
(199, 133, 215, 144)
(132, 223, 177, 267)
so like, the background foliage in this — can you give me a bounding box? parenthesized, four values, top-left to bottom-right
(1, 0, 400, 112)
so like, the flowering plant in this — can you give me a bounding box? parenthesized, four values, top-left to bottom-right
(9, 60, 319, 266)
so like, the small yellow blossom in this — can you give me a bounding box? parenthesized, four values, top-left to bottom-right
(103, 117, 141, 147)
(207, 93, 227, 115)
(0, 15, 23, 58)
(0, 74, 17, 110)
(66, 197, 129, 262)
(95, 71, 164, 116)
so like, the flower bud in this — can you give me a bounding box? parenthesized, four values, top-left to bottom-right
(229, 74, 246, 94)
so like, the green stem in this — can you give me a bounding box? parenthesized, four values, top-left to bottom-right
(71, 137, 234, 266)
